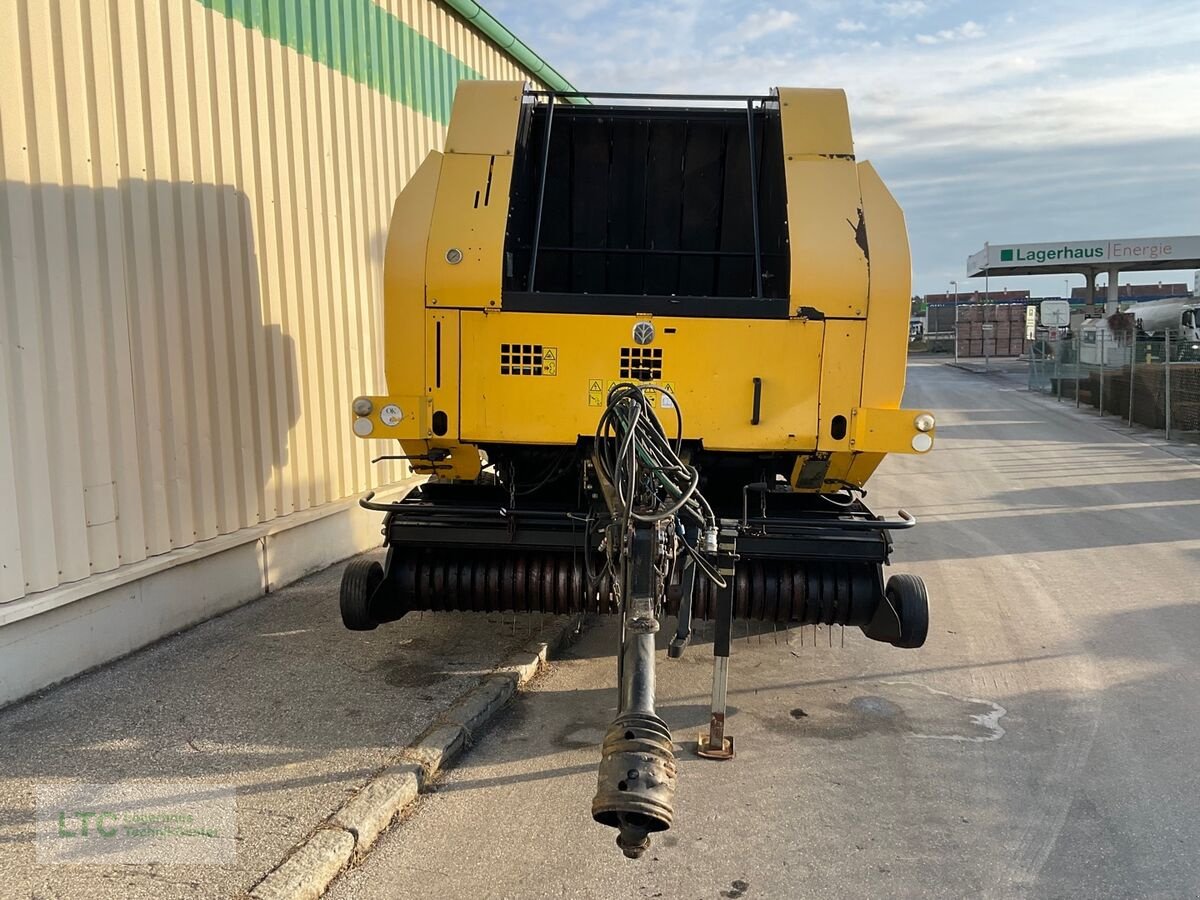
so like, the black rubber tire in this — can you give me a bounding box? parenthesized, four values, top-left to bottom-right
(340, 558, 383, 631)
(886, 573, 929, 649)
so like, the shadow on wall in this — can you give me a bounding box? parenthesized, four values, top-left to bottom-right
(0, 180, 301, 596)
(369, 226, 389, 267)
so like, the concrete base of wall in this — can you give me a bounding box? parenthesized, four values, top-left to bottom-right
(0, 480, 415, 708)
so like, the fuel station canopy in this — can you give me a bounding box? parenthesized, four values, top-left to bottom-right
(967, 235, 1200, 313)
(968, 235, 1200, 278)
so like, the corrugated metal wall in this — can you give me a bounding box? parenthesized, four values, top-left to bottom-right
(0, 0, 541, 604)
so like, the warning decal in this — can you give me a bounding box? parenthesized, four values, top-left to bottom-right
(542, 346, 558, 376)
(583, 379, 686, 410)
(584, 378, 678, 409)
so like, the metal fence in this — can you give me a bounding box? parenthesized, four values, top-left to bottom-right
(1028, 332, 1200, 441)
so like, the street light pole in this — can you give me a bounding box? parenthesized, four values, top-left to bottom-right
(951, 280, 960, 362)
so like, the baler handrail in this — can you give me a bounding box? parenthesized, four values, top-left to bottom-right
(361, 491, 508, 515)
(522, 91, 775, 300)
(527, 90, 778, 104)
(360, 491, 586, 523)
(738, 508, 917, 532)
(527, 93, 556, 292)
(745, 98, 764, 298)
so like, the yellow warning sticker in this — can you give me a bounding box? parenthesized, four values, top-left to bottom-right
(584, 379, 680, 408)
(542, 347, 558, 375)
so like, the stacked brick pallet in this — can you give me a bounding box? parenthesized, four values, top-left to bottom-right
(955, 303, 1029, 358)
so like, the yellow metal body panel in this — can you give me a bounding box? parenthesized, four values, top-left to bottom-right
(416, 443, 483, 480)
(815, 322, 866, 453)
(458, 312, 824, 452)
(425, 153, 514, 309)
(819, 452, 855, 490)
(845, 452, 886, 485)
(852, 408, 936, 454)
(350, 394, 426, 441)
(782, 157, 868, 319)
(411, 309, 481, 480)
(355, 82, 936, 490)
(778, 90, 868, 320)
(858, 161, 912, 408)
(352, 313, 479, 477)
(426, 82, 524, 311)
(383, 152, 441, 392)
(427, 310, 460, 435)
(444, 81, 524, 156)
(777, 88, 854, 156)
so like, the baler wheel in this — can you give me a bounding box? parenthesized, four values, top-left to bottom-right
(340, 558, 384, 631)
(886, 573, 929, 649)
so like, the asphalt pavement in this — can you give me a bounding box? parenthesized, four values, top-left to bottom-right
(0, 559, 550, 898)
(326, 360, 1200, 900)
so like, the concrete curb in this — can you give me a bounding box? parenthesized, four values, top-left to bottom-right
(247, 614, 582, 900)
(945, 361, 1021, 376)
(249, 829, 355, 900)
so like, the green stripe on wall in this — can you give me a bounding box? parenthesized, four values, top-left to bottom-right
(198, 0, 482, 124)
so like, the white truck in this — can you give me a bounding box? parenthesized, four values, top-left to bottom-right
(1076, 298, 1200, 366)
(1130, 297, 1200, 342)
(1128, 297, 1200, 362)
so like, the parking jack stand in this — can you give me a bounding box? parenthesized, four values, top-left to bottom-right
(698, 525, 737, 760)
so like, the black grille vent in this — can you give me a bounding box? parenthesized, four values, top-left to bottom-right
(620, 347, 663, 381)
(500, 343, 543, 376)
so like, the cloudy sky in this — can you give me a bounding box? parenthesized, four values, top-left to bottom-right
(487, 0, 1200, 297)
